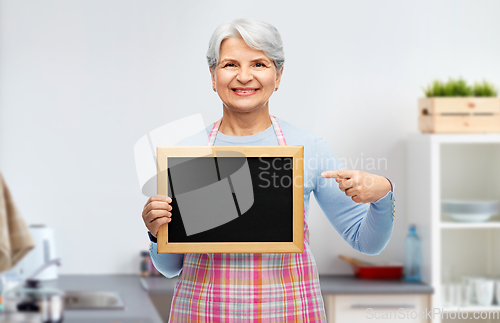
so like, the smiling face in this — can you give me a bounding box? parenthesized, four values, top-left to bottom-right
(211, 37, 283, 114)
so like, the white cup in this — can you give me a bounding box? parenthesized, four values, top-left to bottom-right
(462, 275, 481, 305)
(463, 283, 473, 306)
(441, 283, 463, 307)
(448, 283, 462, 307)
(495, 280, 500, 305)
(474, 278, 495, 306)
(441, 283, 450, 307)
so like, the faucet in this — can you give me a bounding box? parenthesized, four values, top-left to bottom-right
(27, 258, 62, 281)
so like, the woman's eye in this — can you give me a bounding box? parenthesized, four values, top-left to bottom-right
(224, 63, 235, 67)
(255, 63, 265, 67)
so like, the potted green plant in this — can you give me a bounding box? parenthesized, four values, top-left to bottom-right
(419, 78, 500, 133)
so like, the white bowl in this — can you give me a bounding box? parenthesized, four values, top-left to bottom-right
(449, 213, 493, 222)
(442, 200, 499, 223)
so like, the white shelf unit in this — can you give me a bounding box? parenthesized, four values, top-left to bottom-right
(440, 222, 500, 229)
(407, 134, 500, 323)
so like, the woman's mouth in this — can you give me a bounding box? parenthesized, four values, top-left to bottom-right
(232, 88, 258, 96)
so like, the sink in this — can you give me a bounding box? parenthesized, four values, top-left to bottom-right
(64, 291, 125, 309)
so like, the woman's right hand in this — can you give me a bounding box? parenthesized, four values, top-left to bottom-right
(142, 195, 173, 238)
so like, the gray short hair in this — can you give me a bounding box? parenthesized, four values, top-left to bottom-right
(207, 18, 285, 72)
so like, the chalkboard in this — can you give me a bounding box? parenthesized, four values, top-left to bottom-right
(156, 146, 304, 254)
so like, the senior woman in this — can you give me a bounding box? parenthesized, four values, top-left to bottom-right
(142, 18, 395, 322)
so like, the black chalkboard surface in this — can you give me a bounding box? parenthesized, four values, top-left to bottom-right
(156, 146, 304, 254)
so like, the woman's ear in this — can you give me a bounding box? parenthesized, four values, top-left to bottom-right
(210, 67, 216, 92)
(275, 66, 284, 89)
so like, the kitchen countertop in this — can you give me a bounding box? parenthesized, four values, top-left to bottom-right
(9, 274, 431, 323)
(43, 275, 163, 323)
(318, 275, 433, 294)
(142, 274, 434, 295)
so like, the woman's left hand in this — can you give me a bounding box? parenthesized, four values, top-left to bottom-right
(320, 170, 391, 203)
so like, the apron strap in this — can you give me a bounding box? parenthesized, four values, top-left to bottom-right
(207, 115, 287, 146)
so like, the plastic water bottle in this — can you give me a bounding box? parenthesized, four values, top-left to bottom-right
(405, 224, 421, 282)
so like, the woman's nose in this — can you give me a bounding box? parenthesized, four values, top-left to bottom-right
(236, 66, 253, 83)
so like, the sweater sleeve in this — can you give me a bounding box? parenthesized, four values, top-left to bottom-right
(149, 241, 185, 278)
(312, 135, 395, 255)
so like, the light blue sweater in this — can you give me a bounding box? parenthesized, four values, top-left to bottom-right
(149, 117, 395, 278)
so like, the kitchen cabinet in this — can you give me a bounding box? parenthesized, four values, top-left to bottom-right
(407, 134, 500, 323)
(325, 293, 431, 323)
(320, 275, 432, 323)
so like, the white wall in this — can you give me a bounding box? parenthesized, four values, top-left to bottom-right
(1, 0, 500, 274)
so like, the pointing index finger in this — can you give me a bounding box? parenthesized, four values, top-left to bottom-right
(320, 170, 351, 179)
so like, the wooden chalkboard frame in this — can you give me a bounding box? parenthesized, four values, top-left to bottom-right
(156, 146, 304, 254)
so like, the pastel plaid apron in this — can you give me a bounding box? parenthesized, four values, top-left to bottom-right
(168, 115, 327, 323)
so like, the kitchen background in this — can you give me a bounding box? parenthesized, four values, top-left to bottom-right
(1, 0, 500, 278)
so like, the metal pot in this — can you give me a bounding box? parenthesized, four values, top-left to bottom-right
(4, 278, 65, 323)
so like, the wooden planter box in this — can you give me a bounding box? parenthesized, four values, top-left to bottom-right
(419, 97, 500, 133)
